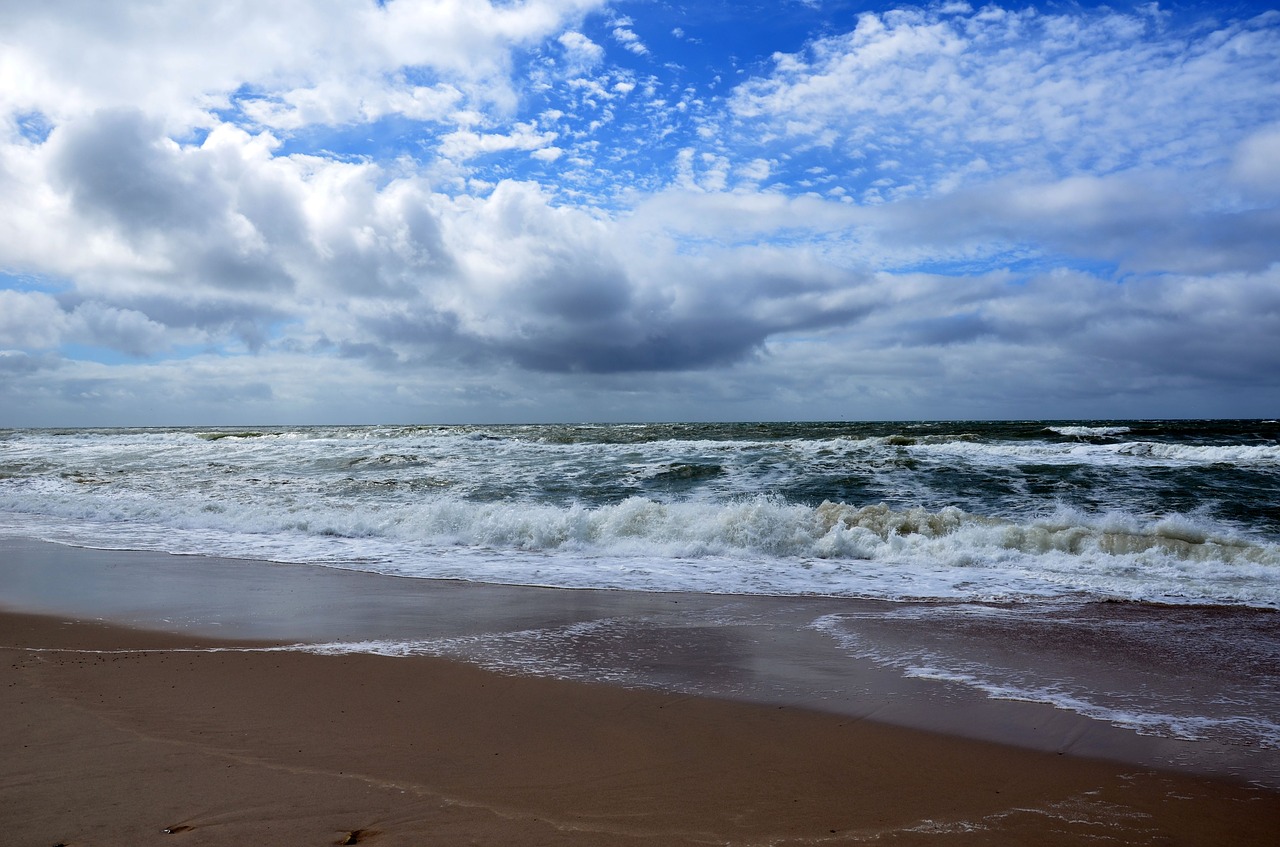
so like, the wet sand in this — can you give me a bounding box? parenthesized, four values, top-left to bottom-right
(3, 537, 1278, 785)
(2, 537, 1279, 844)
(5, 609, 1279, 846)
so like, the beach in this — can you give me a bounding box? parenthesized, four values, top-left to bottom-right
(3, 541, 1279, 846)
(6, 611, 1280, 847)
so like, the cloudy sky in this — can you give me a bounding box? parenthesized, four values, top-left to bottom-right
(1, 0, 1278, 426)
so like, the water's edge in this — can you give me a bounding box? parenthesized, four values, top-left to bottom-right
(2, 535, 1276, 791)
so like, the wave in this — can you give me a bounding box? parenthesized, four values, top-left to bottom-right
(12, 488, 1268, 563)
(195, 431, 273, 441)
(1108, 442, 1280, 463)
(915, 439, 1280, 466)
(1047, 425, 1131, 437)
(3, 492, 1277, 606)
(3, 422, 1277, 605)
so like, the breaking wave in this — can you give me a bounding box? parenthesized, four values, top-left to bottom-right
(1047, 425, 1131, 437)
(2, 491, 1276, 606)
(3, 420, 1277, 605)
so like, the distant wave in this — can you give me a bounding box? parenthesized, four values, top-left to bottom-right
(917, 439, 1280, 465)
(1108, 442, 1280, 463)
(1047, 425, 1131, 437)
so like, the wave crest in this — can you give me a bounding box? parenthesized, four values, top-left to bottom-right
(1047, 425, 1131, 437)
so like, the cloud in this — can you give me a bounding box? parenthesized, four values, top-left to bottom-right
(746, 264, 1280, 419)
(558, 30, 606, 74)
(0, 350, 61, 376)
(1231, 123, 1280, 199)
(730, 5, 1280, 194)
(1, 2, 1278, 424)
(0, 0, 607, 131)
(42, 110, 293, 266)
(338, 180, 875, 374)
(438, 122, 560, 162)
(71, 302, 175, 357)
(51, 109, 224, 237)
(4, 101, 878, 378)
(0, 290, 68, 349)
(610, 17, 650, 56)
(862, 170, 1280, 275)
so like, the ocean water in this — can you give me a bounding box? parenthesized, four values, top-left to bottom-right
(2, 420, 1277, 605)
(2, 420, 1278, 771)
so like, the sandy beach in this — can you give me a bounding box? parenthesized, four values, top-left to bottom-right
(3, 604, 1278, 846)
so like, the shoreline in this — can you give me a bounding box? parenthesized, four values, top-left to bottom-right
(2, 537, 1280, 783)
(3, 535, 1279, 789)
(5, 607, 1279, 846)
(2, 537, 1280, 788)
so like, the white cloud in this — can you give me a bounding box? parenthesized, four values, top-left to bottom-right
(0, 0, 607, 131)
(238, 80, 464, 131)
(558, 30, 606, 74)
(531, 146, 565, 162)
(1231, 123, 1280, 198)
(731, 5, 1280, 193)
(0, 290, 68, 349)
(438, 122, 560, 162)
(611, 20, 650, 56)
(737, 158, 773, 183)
(71, 302, 176, 357)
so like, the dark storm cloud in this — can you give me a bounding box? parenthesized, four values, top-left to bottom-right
(322, 238, 876, 375)
(348, 241, 876, 374)
(523, 262, 632, 323)
(1068, 277, 1280, 386)
(496, 273, 873, 373)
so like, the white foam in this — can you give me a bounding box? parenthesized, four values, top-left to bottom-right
(2, 493, 1276, 607)
(912, 439, 1280, 466)
(1047, 425, 1131, 437)
(808, 613, 1280, 748)
(1109, 441, 1280, 463)
(285, 619, 651, 685)
(898, 664, 1280, 745)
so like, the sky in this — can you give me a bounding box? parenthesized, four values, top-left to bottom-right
(1, 0, 1278, 426)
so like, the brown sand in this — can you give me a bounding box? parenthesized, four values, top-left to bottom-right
(3, 610, 1277, 846)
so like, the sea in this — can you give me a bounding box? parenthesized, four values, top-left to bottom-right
(2, 420, 1278, 782)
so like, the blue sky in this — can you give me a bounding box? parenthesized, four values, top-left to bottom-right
(1, 1, 1278, 425)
